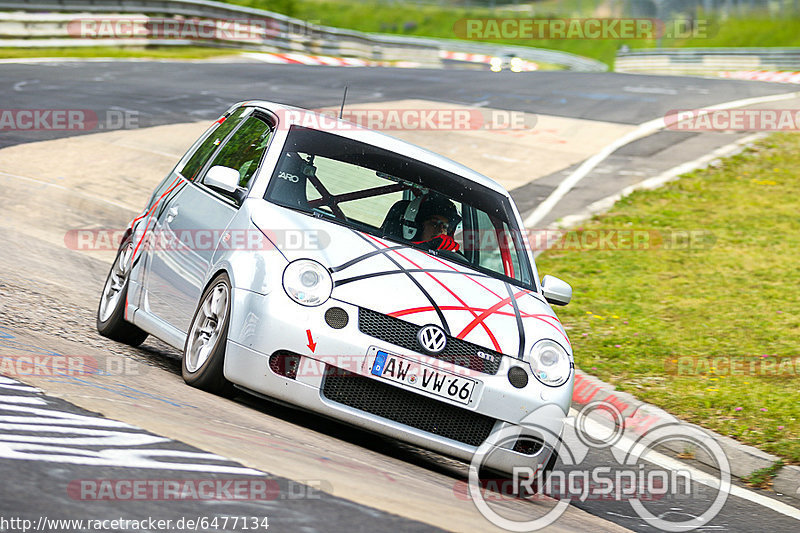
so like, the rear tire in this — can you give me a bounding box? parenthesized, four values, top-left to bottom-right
(182, 273, 235, 396)
(97, 235, 148, 347)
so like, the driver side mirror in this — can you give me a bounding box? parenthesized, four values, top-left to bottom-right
(205, 165, 240, 193)
(541, 275, 572, 306)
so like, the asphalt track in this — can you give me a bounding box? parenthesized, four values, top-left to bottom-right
(1, 61, 793, 147)
(1, 60, 799, 532)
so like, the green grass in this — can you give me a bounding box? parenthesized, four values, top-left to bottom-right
(742, 459, 785, 489)
(535, 133, 800, 463)
(227, 0, 623, 65)
(8, 2, 800, 67)
(223, 0, 800, 67)
(0, 46, 241, 60)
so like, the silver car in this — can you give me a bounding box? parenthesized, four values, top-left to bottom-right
(97, 101, 575, 475)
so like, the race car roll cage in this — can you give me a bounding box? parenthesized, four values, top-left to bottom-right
(301, 155, 518, 279)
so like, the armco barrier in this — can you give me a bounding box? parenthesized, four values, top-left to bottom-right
(0, 0, 607, 71)
(616, 47, 800, 75)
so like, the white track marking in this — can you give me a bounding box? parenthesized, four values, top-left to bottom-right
(551, 133, 765, 231)
(0, 385, 266, 475)
(523, 90, 800, 227)
(0, 170, 138, 211)
(568, 409, 800, 521)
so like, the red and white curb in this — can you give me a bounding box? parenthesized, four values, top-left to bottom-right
(440, 50, 538, 71)
(571, 368, 800, 500)
(719, 70, 800, 84)
(241, 51, 420, 68)
(242, 51, 368, 66)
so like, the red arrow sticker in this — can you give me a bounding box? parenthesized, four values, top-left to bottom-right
(306, 329, 317, 353)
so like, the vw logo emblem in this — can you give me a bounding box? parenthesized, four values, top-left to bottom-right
(417, 325, 447, 354)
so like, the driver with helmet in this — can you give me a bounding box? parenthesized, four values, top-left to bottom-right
(408, 193, 461, 252)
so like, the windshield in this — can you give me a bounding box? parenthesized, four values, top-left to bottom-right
(264, 126, 534, 289)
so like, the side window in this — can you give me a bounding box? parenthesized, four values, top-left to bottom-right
(473, 210, 504, 274)
(470, 210, 526, 281)
(179, 107, 249, 182)
(204, 116, 273, 190)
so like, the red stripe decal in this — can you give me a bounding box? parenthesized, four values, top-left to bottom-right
(390, 305, 553, 321)
(416, 253, 568, 345)
(457, 290, 528, 340)
(131, 176, 183, 260)
(364, 234, 501, 351)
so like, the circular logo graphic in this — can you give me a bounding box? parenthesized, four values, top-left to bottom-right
(467, 402, 731, 532)
(417, 325, 447, 354)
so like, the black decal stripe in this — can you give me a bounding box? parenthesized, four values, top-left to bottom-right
(505, 282, 525, 359)
(350, 231, 451, 336)
(519, 288, 547, 305)
(334, 268, 491, 287)
(330, 245, 407, 273)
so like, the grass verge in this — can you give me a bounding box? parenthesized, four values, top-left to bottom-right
(226, 0, 800, 67)
(534, 133, 800, 464)
(742, 460, 785, 489)
(0, 46, 241, 60)
(8, 3, 800, 67)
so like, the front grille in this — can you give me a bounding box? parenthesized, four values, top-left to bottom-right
(358, 308, 502, 374)
(322, 367, 496, 447)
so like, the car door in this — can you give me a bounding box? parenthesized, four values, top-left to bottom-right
(145, 110, 274, 333)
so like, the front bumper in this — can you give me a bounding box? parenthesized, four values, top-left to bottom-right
(224, 287, 573, 474)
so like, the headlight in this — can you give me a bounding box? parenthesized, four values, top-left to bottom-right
(528, 339, 571, 387)
(282, 259, 332, 306)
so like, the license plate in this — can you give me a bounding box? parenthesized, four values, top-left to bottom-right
(371, 351, 476, 405)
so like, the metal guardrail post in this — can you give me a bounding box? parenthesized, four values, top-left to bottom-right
(615, 47, 800, 74)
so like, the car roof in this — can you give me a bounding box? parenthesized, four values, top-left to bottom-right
(237, 100, 510, 196)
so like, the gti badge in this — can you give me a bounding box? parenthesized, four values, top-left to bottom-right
(417, 325, 447, 354)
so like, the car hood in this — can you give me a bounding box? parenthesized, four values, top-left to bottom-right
(252, 206, 570, 358)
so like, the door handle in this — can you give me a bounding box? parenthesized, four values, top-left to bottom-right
(166, 206, 179, 222)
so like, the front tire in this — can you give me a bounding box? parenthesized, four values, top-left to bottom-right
(97, 235, 148, 347)
(182, 273, 235, 396)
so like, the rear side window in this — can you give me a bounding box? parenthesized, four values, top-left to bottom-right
(180, 107, 249, 181)
(205, 115, 273, 189)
